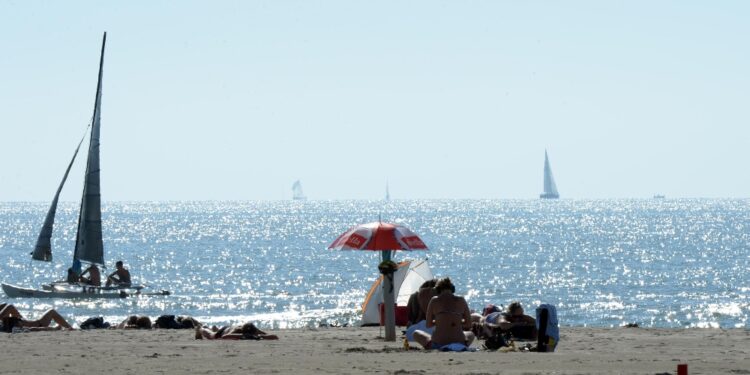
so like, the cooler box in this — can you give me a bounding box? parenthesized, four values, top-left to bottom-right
(378, 303, 409, 326)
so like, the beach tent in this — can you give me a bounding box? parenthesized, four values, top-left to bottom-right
(360, 258, 433, 326)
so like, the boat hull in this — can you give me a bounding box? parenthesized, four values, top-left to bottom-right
(540, 193, 560, 199)
(1, 283, 168, 299)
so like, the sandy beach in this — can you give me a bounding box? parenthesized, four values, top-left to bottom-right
(2, 327, 748, 374)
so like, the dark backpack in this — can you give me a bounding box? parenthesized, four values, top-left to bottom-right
(80, 317, 110, 329)
(155, 315, 182, 329)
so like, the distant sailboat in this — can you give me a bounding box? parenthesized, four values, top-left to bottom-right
(292, 180, 307, 200)
(385, 181, 390, 201)
(539, 150, 560, 199)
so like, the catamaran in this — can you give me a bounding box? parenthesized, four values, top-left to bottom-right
(1, 33, 168, 299)
(539, 150, 560, 199)
(292, 180, 307, 200)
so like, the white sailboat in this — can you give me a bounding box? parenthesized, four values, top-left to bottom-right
(385, 181, 390, 201)
(292, 180, 307, 200)
(539, 150, 560, 199)
(2, 33, 167, 299)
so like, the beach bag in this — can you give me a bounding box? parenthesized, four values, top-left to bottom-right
(535, 304, 559, 352)
(80, 316, 110, 329)
(155, 315, 182, 329)
(483, 332, 509, 350)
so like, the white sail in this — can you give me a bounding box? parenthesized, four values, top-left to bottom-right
(31, 132, 87, 262)
(73, 32, 106, 266)
(292, 180, 306, 200)
(540, 150, 560, 199)
(385, 181, 390, 201)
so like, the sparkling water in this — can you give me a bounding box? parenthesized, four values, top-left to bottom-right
(1, 199, 748, 329)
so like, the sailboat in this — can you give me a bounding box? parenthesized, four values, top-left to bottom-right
(2, 33, 167, 299)
(539, 150, 560, 199)
(385, 181, 390, 201)
(292, 180, 307, 200)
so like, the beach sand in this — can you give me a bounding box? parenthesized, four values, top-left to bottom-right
(2, 327, 749, 374)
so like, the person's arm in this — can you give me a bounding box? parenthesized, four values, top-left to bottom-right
(219, 333, 243, 340)
(461, 299, 472, 331)
(406, 293, 419, 326)
(424, 298, 435, 328)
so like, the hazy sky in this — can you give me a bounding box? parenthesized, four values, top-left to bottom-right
(1, 1, 748, 201)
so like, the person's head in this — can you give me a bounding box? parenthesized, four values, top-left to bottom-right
(434, 277, 455, 294)
(483, 304, 501, 316)
(241, 322, 266, 336)
(67, 268, 75, 275)
(507, 302, 524, 316)
(116, 261, 124, 269)
(126, 315, 138, 326)
(420, 279, 437, 290)
(177, 316, 198, 329)
(136, 316, 151, 329)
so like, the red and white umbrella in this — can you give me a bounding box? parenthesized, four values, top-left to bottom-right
(329, 221, 427, 342)
(328, 222, 428, 251)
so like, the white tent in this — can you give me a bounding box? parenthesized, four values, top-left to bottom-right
(360, 258, 433, 326)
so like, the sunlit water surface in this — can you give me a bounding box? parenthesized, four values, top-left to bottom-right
(1, 199, 749, 329)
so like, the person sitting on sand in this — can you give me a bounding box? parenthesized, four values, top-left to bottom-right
(195, 322, 278, 340)
(477, 301, 537, 340)
(406, 279, 437, 326)
(413, 277, 475, 350)
(1, 303, 73, 332)
(105, 260, 132, 287)
(79, 264, 101, 287)
(115, 315, 152, 329)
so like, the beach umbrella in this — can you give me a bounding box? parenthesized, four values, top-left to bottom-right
(329, 221, 428, 341)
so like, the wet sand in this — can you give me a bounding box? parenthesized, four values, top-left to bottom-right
(2, 327, 749, 374)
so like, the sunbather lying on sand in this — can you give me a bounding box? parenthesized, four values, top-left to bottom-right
(413, 277, 475, 350)
(1, 303, 73, 332)
(474, 301, 537, 340)
(195, 322, 278, 340)
(115, 315, 152, 329)
(153, 315, 201, 329)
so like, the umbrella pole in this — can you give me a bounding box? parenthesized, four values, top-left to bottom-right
(382, 250, 397, 341)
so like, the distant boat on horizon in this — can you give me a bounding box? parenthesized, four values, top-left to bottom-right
(539, 150, 560, 199)
(385, 181, 390, 201)
(653, 194, 666, 199)
(292, 180, 307, 201)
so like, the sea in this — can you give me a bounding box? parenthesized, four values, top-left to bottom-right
(1, 199, 749, 329)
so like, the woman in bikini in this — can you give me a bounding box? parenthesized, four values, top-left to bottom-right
(413, 277, 475, 350)
(1, 303, 73, 332)
(195, 322, 278, 340)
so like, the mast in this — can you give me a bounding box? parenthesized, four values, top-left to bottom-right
(73, 32, 106, 267)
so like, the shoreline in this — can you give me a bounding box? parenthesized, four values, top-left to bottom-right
(3, 326, 749, 374)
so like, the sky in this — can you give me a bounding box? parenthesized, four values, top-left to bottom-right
(1, 1, 748, 201)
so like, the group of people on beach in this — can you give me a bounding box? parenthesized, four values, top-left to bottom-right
(405, 277, 537, 350)
(2, 302, 278, 342)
